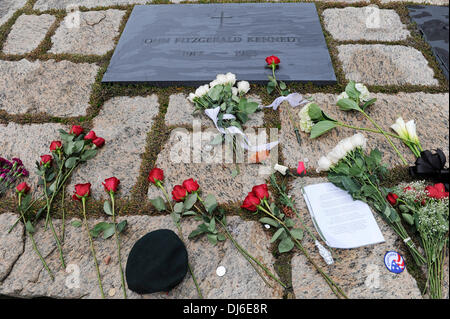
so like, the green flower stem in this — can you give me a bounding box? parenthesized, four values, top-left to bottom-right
(258, 202, 348, 299)
(45, 157, 65, 230)
(337, 122, 408, 142)
(61, 185, 66, 242)
(18, 194, 54, 280)
(43, 171, 65, 268)
(8, 195, 43, 233)
(110, 193, 127, 299)
(156, 183, 203, 299)
(360, 110, 408, 165)
(81, 197, 105, 299)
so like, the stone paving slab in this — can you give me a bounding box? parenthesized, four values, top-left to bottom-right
(323, 7, 410, 42)
(0, 213, 24, 282)
(50, 9, 126, 56)
(0, 59, 99, 117)
(380, 0, 449, 4)
(68, 96, 159, 200)
(0, 214, 282, 299)
(165, 93, 264, 128)
(34, 0, 147, 10)
(0, 122, 65, 197)
(2, 14, 55, 55)
(0, 0, 26, 26)
(337, 44, 439, 86)
(147, 128, 273, 204)
(279, 92, 449, 169)
(288, 177, 422, 299)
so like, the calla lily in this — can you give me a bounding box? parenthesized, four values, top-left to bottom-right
(391, 117, 409, 140)
(405, 120, 419, 144)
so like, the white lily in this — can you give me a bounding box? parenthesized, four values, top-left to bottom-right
(391, 117, 409, 140)
(405, 120, 420, 144)
(274, 164, 289, 175)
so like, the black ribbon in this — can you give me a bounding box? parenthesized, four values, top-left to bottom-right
(409, 149, 449, 191)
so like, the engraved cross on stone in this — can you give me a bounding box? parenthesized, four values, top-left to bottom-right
(211, 11, 232, 27)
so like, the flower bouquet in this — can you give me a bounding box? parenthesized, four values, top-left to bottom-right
(391, 181, 448, 298)
(0, 157, 29, 196)
(318, 133, 426, 266)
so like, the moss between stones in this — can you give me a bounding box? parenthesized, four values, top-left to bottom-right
(1, 0, 445, 297)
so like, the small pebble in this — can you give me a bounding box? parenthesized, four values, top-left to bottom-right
(304, 158, 309, 163)
(108, 288, 116, 297)
(216, 266, 226, 277)
(104, 256, 111, 265)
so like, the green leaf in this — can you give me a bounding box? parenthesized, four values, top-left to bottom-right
(341, 176, 359, 194)
(117, 220, 127, 233)
(362, 98, 377, 110)
(402, 213, 415, 226)
(270, 228, 285, 243)
(171, 212, 181, 224)
(189, 227, 205, 239)
(204, 194, 218, 214)
(345, 81, 360, 101)
(278, 237, 294, 253)
(208, 217, 216, 233)
(150, 197, 166, 212)
(217, 233, 226, 241)
(25, 221, 35, 234)
(208, 85, 223, 101)
(184, 193, 198, 210)
(285, 218, 295, 228)
(102, 224, 115, 239)
(236, 112, 248, 124)
(182, 211, 197, 216)
(64, 141, 75, 155)
(370, 149, 382, 165)
(207, 234, 218, 245)
(103, 200, 113, 216)
(279, 81, 287, 90)
(90, 222, 111, 238)
(73, 140, 85, 154)
(267, 81, 275, 94)
(290, 228, 303, 240)
(243, 102, 259, 114)
(259, 217, 280, 228)
(71, 220, 82, 228)
(337, 98, 361, 112)
(310, 121, 337, 139)
(307, 103, 323, 120)
(81, 149, 97, 161)
(174, 202, 184, 214)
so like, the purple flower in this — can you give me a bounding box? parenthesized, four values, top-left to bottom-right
(12, 158, 23, 166)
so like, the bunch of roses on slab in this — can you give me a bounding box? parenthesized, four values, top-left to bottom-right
(297, 80, 419, 165)
(241, 181, 347, 299)
(71, 178, 128, 299)
(0, 157, 29, 196)
(320, 133, 425, 266)
(148, 168, 287, 295)
(390, 181, 448, 299)
(188, 72, 256, 131)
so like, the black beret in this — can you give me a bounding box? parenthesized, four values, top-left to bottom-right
(125, 229, 188, 294)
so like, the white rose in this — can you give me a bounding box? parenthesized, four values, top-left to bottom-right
(391, 117, 408, 140)
(350, 133, 367, 149)
(337, 92, 349, 102)
(317, 156, 332, 172)
(274, 163, 289, 175)
(237, 81, 250, 94)
(340, 137, 354, 153)
(216, 74, 228, 85)
(355, 83, 371, 102)
(328, 145, 347, 163)
(188, 93, 197, 103)
(225, 72, 236, 86)
(405, 120, 419, 144)
(209, 79, 219, 88)
(195, 84, 209, 97)
(231, 87, 238, 96)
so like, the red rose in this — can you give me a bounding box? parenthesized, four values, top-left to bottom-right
(265, 55, 280, 66)
(387, 192, 399, 206)
(70, 125, 83, 136)
(425, 183, 449, 199)
(73, 183, 91, 200)
(252, 184, 269, 200)
(172, 185, 188, 202)
(50, 141, 62, 152)
(103, 177, 120, 194)
(182, 178, 199, 193)
(148, 168, 164, 184)
(241, 192, 261, 212)
(297, 161, 306, 176)
(84, 130, 97, 141)
(40, 155, 52, 166)
(92, 137, 105, 148)
(16, 182, 30, 194)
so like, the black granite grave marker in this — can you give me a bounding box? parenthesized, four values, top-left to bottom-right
(102, 3, 337, 86)
(409, 5, 449, 80)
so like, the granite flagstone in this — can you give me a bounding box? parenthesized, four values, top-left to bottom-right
(0, 0, 27, 26)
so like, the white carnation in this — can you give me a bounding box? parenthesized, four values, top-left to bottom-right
(317, 156, 332, 172)
(298, 103, 314, 133)
(355, 83, 370, 102)
(237, 81, 250, 94)
(337, 92, 349, 102)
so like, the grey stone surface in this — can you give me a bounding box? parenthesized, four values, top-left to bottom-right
(34, 0, 147, 10)
(337, 44, 439, 86)
(0, 0, 26, 26)
(323, 7, 410, 42)
(0, 59, 99, 117)
(2, 14, 55, 55)
(0, 122, 65, 197)
(0, 213, 24, 282)
(288, 177, 422, 299)
(0, 214, 283, 299)
(50, 10, 126, 56)
(380, 0, 448, 4)
(165, 93, 264, 128)
(68, 96, 159, 200)
(280, 92, 449, 169)
(147, 128, 273, 204)
(103, 3, 336, 85)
